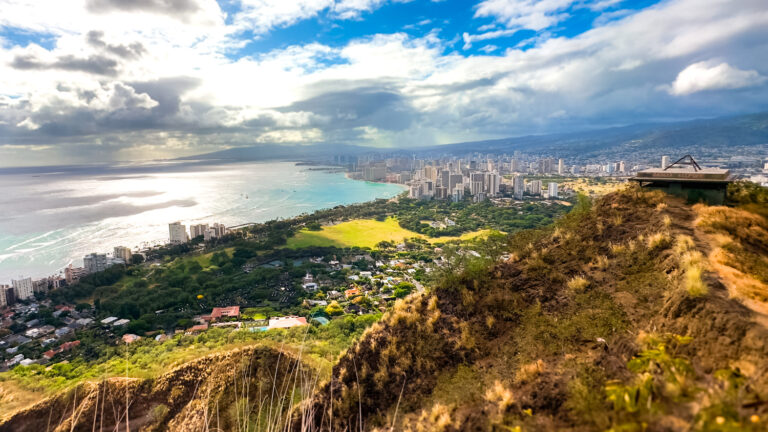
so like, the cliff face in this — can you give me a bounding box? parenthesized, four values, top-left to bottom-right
(296, 188, 768, 431)
(0, 345, 316, 432)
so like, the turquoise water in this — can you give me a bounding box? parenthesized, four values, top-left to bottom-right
(0, 161, 405, 284)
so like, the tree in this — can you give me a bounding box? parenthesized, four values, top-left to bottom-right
(394, 281, 415, 299)
(325, 301, 344, 316)
(131, 254, 145, 265)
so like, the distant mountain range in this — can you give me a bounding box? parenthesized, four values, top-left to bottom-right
(187, 111, 768, 161)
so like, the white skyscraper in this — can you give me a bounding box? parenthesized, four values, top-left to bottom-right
(558, 159, 565, 175)
(548, 182, 559, 199)
(661, 155, 670, 169)
(12, 277, 34, 301)
(513, 175, 524, 200)
(529, 180, 542, 196)
(169, 222, 189, 244)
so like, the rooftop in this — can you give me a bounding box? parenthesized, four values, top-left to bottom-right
(632, 155, 733, 182)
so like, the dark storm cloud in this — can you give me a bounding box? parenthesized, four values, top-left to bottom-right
(85, 0, 201, 16)
(86, 30, 146, 59)
(281, 87, 416, 131)
(10, 53, 119, 76)
(0, 77, 206, 144)
(130, 77, 201, 117)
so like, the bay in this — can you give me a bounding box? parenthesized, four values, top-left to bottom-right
(0, 160, 405, 284)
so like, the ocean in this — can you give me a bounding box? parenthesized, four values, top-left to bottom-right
(0, 160, 405, 284)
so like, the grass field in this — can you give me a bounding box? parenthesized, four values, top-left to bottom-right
(285, 217, 495, 249)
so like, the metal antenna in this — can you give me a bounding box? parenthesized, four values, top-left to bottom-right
(664, 155, 701, 171)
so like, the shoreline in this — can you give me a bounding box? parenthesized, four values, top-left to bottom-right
(0, 162, 405, 285)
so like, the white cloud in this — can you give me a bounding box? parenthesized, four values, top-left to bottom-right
(670, 61, 767, 95)
(474, 0, 575, 31)
(1, 0, 768, 165)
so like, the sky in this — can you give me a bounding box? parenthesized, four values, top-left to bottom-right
(0, 0, 767, 166)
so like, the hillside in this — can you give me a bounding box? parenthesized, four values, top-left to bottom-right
(0, 345, 314, 432)
(295, 185, 768, 431)
(3, 184, 767, 431)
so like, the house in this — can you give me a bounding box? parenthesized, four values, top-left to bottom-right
(359, 271, 372, 279)
(122, 334, 141, 344)
(327, 290, 342, 299)
(348, 275, 359, 281)
(186, 324, 209, 333)
(302, 272, 314, 284)
(113, 319, 130, 326)
(60, 340, 80, 351)
(54, 327, 73, 338)
(209, 306, 240, 321)
(345, 288, 360, 298)
(303, 299, 328, 307)
(302, 282, 319, 292)
(267, 316, 308, 330)
(101, 316, 118, 325)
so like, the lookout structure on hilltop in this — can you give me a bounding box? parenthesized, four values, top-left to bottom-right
(630, 155, 734, 205)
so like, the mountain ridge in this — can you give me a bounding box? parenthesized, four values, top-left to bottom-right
(185, 111, 768, 161)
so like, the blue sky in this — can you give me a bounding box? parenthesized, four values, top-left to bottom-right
(220, 0, 662, 59)
(0, 0, 766, 166)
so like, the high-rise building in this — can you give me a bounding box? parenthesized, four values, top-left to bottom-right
(661, 155, 670, 169)
(0, 285, 7, 307)
(363, 165, 386, 181)
(449, 174, 463, 192)
(439, 170, 450, 188)
(485, 172, 501, 196)
(470, 172, 485, 196)
(513, 175, 524, 200)
(548, 182, 559, 199)
(84, 253, 108, 274)
(452, 187, 464, 202)
(3, 286, 15, 306)
(169, 222, 188, 244)
(12, 277, 34, 301)
(558, 159, 565, 175)
(114, 246, 132, 263)
(65, 265, 88, 284)
(619, 161, 626, 173)
(528, 180, 542, 196)
(189, 224, 209, 239)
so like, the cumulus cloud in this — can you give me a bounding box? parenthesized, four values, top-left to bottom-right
(0, 0, 768, 167)
(86, 31, 146, 59)
(669, 61, 767, 95)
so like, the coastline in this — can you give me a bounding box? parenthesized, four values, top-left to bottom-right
(0, 161, 405, 284)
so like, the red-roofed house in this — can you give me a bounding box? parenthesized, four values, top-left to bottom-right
(209, 306, 240, 320)
(344, 288, 360, 298)
(187, 323, 209, 334)
(60, 341, 80, 351)
(42, 340, 80, 360)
